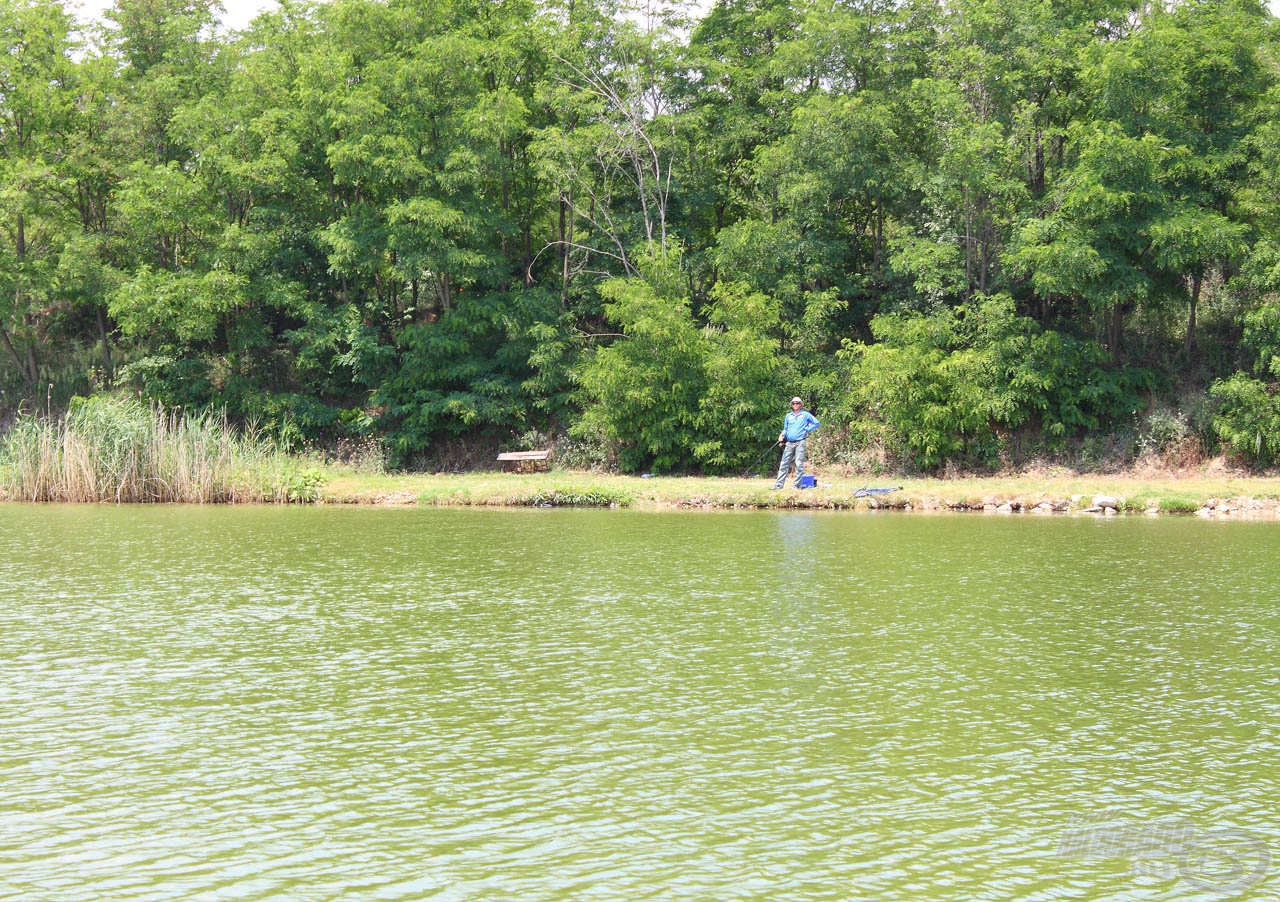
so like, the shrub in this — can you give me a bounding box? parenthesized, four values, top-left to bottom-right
(1209, 301, 1280, 467)
(270, 463, 327, 503)
(1210, 373, 1280, 466)
(1157, 495, 1202, 513)
(1137, 406, 1192, 458)
(520, 486, 634, 507)
(374, 291, 554, 463)
(574, 254, 784, 473)
(838, 295, 1149, 469)
(574, 266, 707, 473)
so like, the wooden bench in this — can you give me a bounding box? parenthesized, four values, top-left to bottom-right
(497, 449, 552, 473)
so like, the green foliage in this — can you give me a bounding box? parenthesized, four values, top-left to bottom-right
(1239, 300, 1280, 379)
(1210, 373, 1280, 466)
(3, 0, 1280, 475)
(374, 291, 555, 461)
(574, 258, 708, 473)
(520, 486, 634, 507)
(840, 296, 1148, 469)
(575, 255, 784, 473)
(109, 267, 246, 345)
(116, 355, 214, 408)
(1156, 495, 1203, 514)
(271, 462, 326, 503)
(1209, 300, 1280, 466)
(695, 282, 786, 468)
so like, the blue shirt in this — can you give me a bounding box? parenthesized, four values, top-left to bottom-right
(782, 410, 820, 442)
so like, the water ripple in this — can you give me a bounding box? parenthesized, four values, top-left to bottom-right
(1, 506, 1277, 899)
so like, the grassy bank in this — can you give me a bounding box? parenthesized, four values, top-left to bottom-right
(3, 395, 1277, 513)
(318, 467, 1280, 515)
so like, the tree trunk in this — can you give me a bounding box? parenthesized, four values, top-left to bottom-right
(0, 322, 35, 385)
(873, 201, 884, 275)
(1185, 272, 1201, 355)
(523, 213, 533, 289)
(561, 191, 573, 307)
(1107, 303, 1125, 354)
(978, 212, 991, 295)
(963, 193, 973, 295)
(25, 333, 38, 387)
(1031, 129, 1045, 196)
(438, 274, 452, 311)
(558, 192, 567, 299)
(97, 308, 114, 379)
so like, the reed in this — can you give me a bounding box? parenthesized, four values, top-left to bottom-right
(0, 395, 324, 503)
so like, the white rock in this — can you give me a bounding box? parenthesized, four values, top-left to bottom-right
(1093, 494, 1119, 509)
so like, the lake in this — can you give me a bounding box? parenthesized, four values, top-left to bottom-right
(1, 506, 1276, 900)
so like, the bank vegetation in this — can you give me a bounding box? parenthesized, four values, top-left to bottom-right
(0, 396, 323, 502)
(3, 0, 1280, 475)
(320, 466, 1280, 515)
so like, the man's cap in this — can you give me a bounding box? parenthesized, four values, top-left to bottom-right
(790, 397, 803, 404)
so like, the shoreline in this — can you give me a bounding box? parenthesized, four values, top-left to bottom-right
(7, 466, 1280, 516)
(314, 469, 1280, 517)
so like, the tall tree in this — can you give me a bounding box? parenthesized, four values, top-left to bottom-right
(0, 0, 78, 388)
(1011, 0, 1270, 355)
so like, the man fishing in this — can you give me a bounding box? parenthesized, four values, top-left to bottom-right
(774, 396, 820, 490)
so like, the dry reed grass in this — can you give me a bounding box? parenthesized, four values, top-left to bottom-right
(0, 396, 322, 503)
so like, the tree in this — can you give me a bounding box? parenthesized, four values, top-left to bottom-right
(0, 0, 78, 389)
(1012, 0, 1270, 355)
(575, 252, 786, 472)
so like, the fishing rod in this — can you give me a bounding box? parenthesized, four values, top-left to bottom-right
(743, 439, 783, 477)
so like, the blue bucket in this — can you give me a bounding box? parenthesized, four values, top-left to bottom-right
(797, 475, 817, 489)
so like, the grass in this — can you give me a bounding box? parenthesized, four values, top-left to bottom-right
(1152, 495, 1203, 514)
(0, 396, 326, 503)
(318, 467, 1280, 514)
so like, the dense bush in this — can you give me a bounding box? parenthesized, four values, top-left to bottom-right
(1210, 374, 1280, 465)
(373, 293, 556, 463)
(839, 297, 1150, 469)
(574, 257, 784, 473)
(1208, 301, 1280, 465)
(521, 486, 635, 507)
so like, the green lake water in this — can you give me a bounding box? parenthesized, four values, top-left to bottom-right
(1, 506, 1277, 900)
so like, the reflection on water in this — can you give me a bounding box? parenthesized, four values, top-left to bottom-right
(1, 506, 1277, 900)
